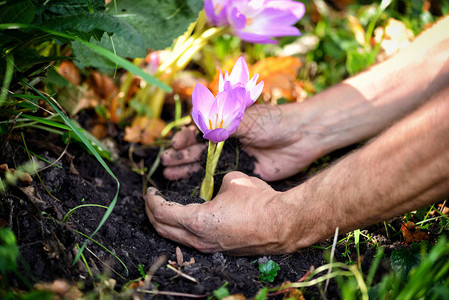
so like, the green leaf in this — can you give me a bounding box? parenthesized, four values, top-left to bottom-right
(106, 0, 203, 50)
(390, 244, 423, 278)
(212, 282, 230, 300)
(42, 12, 146, 52)
(0, 23, 171, 91)
(71, 32, 145, 72)
(0, 228, 20, 274)
(259, 260, 280, 283)
(346, 48, 376, 76)
(31, 0, 105, 24)
(138, 264, 146, 278)
(0, 0, 35, 24)
(254, 287, 268, 300)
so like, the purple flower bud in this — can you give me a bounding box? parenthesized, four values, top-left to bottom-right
(218, 56, 264, 108)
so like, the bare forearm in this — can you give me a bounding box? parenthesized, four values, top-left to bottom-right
(300, 16, 449, 156)
(285, 84, 449, 249)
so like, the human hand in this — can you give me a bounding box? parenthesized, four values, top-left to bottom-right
(234, 103, 323, 181)
(161, 125, 207, 180)
(145, 171, 314, 255)
(162, 103, 324, 181)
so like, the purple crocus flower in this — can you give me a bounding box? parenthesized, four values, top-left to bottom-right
(204, 0, 305, 44)
(192, 81, 247, 143)
(218, 56, 264, 108)
(204, 0, 230, 27)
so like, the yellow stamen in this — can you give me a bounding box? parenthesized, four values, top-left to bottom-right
(208, 113, 224, 130)
(214, 3, 223, 13)
(246, 18, 253, 25)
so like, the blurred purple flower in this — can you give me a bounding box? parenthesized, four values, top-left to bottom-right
(218, 56, 264, 108)
(204, 0, 305, 44)
(192, 81, 247, 143)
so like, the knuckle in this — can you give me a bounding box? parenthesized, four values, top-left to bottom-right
(222, 171, 245, 183)
(188, 210, 208, 233)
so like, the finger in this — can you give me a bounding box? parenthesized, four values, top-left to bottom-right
(151, 221, 220, 253)
(171, 126, 198, 150)
(161, 143, 206, 167)
(163, 163, 202, 180)
(145, 188, 222, 252)
(145, 187, 206, 227)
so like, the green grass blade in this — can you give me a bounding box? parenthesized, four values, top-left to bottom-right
(74, 229, 128, 276)
(25, 84, 120, 266)
(63, 204, 109, 223)
(1, 54, 14, 107)
(20, 114, 75, 131)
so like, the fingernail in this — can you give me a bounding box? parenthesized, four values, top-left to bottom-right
(147, 187, 158, 195)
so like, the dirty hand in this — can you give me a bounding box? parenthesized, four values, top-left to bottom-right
(145, 171, 313, 255)
(162, 103, 323, 181)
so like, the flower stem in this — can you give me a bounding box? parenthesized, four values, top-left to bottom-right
(200, 140, 224, 201)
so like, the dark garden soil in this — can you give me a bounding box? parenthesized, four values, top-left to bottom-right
(1, 125, 408, 299)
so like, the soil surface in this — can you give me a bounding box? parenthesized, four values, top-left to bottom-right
(1, 126, 406, 299)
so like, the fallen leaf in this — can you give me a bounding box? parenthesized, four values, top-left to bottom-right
(128, 280, 144, 290)
(34, 279, 83, 300)
(251, 56, 304, 103)
(176, 246, 184, 266)
(89, 123, 109, 140)
(58, 61, 81, 85)
(401, 221, 431, 244)
(0, 163, 9, 174)
(124, 116, 166, 144)
(86, 70, 118, 100)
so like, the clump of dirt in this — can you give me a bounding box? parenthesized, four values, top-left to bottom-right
(1, 129, 401, 299)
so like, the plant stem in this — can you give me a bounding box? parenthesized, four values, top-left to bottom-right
(200, 141, 224, 201)
(146, 10, 227, 120)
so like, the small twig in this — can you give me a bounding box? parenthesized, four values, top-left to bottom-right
(166, 264, 200, 284)
(440, 200, 447, 213)
(142, 255, 166, 289)
(325, 227, 339, 294)
(137, 289, 207, 298)
(84, 246, 126, 280)
(38, 132, 71, 172)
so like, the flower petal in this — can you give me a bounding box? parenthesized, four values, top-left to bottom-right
(192, 84, 215, 132)
(205, 0, 231, 26)
(229, 7, 246, 30)
(248, 81, 264, 107)
(220, 84, 246, 129)
(218, 69, 225, 92)
(246, 73, 259, 90)
(203, 128, 231, 143)
(266, 0, 305, 20)
(195, 112, 210, 134)
(204, 0, 217, 25)
(228, 56, 250, 86)
(235, 31, 277, 44)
